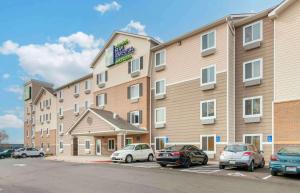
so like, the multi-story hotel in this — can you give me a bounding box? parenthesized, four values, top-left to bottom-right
(23, 0, 300, 160)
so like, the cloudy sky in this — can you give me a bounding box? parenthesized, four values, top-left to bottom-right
(0, 0, 281, 144)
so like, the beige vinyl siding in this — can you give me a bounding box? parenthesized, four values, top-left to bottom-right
(274, 0, 300, 102)
(235, 16, 274, 143)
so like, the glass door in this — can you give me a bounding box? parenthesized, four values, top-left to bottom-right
(96, 139, 101, 156)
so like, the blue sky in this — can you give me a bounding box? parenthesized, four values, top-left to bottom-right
(0, 0, 281, 144)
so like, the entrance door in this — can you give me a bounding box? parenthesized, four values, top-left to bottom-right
(96, 139, 101, 156)
(73, 138, 78, 156)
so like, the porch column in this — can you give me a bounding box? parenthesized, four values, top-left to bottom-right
(117, 134, 124, 150)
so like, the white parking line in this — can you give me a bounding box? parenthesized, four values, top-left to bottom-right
(13, 164, 27, 167)
(227, 172, 246, 177)
(262, 175, 272, 180)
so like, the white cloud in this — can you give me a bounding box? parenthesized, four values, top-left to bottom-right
(6, 85, 23, 95)
(2, 107, 23, 119)
(0, 114, 23, 129)
(154, 36, 164, 43)
(2, 73, 10, 79)
(0, 32, 104, 85)
(122, 20, 147, 36)
(94, 1, 121, 14)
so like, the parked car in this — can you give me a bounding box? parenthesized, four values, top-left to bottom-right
(111, 143, 154, 163)
(219, 144, 265, 172)
(12, 148, 45, 158)
(0, 149, 14, 159)
(269, 146, 300, 176)
(156, 145, 208, 168)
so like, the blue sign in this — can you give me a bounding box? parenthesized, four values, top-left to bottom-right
(216, 136, 221, 143)
(113, 39, 135, 64)
(267, 135, 272, 142)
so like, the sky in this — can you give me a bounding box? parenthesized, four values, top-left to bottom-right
(0, 0, 282, 144)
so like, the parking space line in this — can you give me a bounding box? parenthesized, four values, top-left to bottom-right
(262, 175, 272, 180)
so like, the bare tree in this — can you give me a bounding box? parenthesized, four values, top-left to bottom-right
(0, 130, 9, 144)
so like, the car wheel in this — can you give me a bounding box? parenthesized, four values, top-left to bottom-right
(202, 156, 208, 165)
(219, 165, 225, 169)
(159, 163, 167, 167)
(259, 159, 265, 168)
(39, 153, 44, 157)
(148, 154, 154, 162)
(183, 158, 191, 168)
(21, 154, 27, 158)
(125, 155, 133, 163)
(0, 155, 4, 159)
(248, 161, 254, 172)
(271, 170, 278, 176)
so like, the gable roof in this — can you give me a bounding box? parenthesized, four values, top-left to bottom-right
(268, 0, 296, 19)
(66, 108, 147, 135)
(33, 87, 56, 104)
(89, 31, 161, 68)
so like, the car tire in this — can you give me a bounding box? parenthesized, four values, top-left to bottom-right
(202, 156, 208, 165)
(21, 154, 27, 158)
(248, 161, 254, 172)
(183, 158, 191, 168)
(159, 163, 167, 167)
(271, 170, 278, 176)
(259, 159, 265, 168)
(219, 165, 225, 169)
(125, 155, 133, 163)
(39, 153, 44, 157)
(148, 154, 154, 162)
(0, 155, 4, 159)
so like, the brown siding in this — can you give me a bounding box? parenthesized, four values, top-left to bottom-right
(34, 129, 56, 155)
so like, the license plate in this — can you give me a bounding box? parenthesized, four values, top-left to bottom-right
(163, 153, 169, 157)
(286, 166, 297, 172)
(112, 157, 116, 160)
(229, 160, 236, 164)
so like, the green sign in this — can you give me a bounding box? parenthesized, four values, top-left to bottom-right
(24, 86, 31, 101)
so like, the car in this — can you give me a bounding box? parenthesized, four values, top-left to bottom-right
(219, 144, 265, 172)
(111, 143, 154, 163)
(12, 148, 45, 158)
(156, 145, 208, 168)
(0, 149, 14, 159)
(269, 146, 300, 176)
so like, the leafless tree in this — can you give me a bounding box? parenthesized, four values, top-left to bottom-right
(0, 130, 9, 144)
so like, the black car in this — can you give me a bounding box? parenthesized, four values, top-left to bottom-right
(156, 145, 208, 168)
(0, 149, 14, 159)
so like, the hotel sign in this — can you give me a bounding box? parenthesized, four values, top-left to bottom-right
(106, 39, 135, 67)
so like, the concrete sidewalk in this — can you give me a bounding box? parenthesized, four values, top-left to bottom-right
(45, 155, 111, 164)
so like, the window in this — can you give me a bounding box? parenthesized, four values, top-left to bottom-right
(243, 20, 262, 45)
(59, 107, 63, 116)
(201, 65, 216, 85)
(130, 84, 140, 100)
(108, 139, 115, 151)
(85, 80, 91, 90)
(201, 135, 215, 153)
(85, 140, 90, 150)
(244, 134, 262, 151)
(96, 94, 105, 107)
(155, 137, 168, 151)
(59, 123, 63, 133)
(155, 50, 166, 67)
(201, 30, 216, 51)
(155, 79, 166, 96)
(243, 96, 262, 118)
(131, 58, 140, 73)
(125, 138, 133, 145)
(46, 114, 48, 121)
(105, 46, 114, 67)
(243, 58, 263, 82)
(74, 83, 80, 94)
(84, 100, 89, 109)
(58, 90, 63, 99)
(46, 128, 49, 135)
(74, 103, 79, 113)
(96, 71, 107, 84)
(129, 111, 141, 125)
(59, 141, 63, 150)
(200, 99, 216, 119)
(40, 129, 43, 136)
(155, 107, 166, 124)
(26, 130, 29, 137)
(41, 143, 44, 149)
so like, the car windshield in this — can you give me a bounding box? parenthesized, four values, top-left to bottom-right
(122, 145, 135, 150)
(164, 145, 185, 151)
(2, 150, 9, 153)
(224, 145, 247, 152)
(278, 147, 300, 155)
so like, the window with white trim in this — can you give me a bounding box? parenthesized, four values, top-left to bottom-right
(201, 30, 216, 51)
(201, 65, 216, 85)
(201, 135, 215, 152)
(243, 20, 262, 45)
(243, 96, 262, 118)
(105, 46, 114, 67)
(108, 139, 115, 151)
(243, 58, 262, 82)
(59, 141, 64, 150)
(131, 58, 140, 73)
(58, 90, 63, 99)
(74, 83, 80, 94)
(96, 72, 106, 84)
(85, 140, 90, 150)
(97, 94, 105, 107)
(40, 128, 43, 136)
(84, 100, 89, 109)
(155, 137, 167, 151)
(59, 107, 63, 116)
(155, 50, 166, 67)
(155, 107, 166, 124)
(130, 84, 140, 100)
(46, 128, 49, 135)
(200, 99, 216, 119)
(244, 135, 262, 151)
(59, 123, 63, 134)
(129, 111, 140, 125)
(74, 103, 79, 113)
(85, 79, 91, 90)
(155, 79, 166, 96)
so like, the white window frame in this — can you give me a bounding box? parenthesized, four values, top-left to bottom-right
(201, 64, 216, 86)
(85, 140, 91, 150)
(154, 49, 166, 67)
(59, 123, 64, 134)
(59, 140, 64, 151)
(84, 100, 89, 109)
(243, 58, 263, 82)
(200, 99, 216, 120)
(58, 90, 63, 99)
(243, 20, 263, 46)
(74, 83, 80, 94)
(40, 128, 43, 137)
(200, 134, 216, 154)
(97, 94, 105, 107)
(130, 84, 140, 100)
(155, 107, 166, 125)
(129, 111, 140, 126)
(85, 79, 91, 90)
(243, 96, 263, 118)
(130, 58, 141, 73)
(155, 79, 166, 96)
(155, 136, 168, 151)
(74, 103, 79, 113)
(97, 71, 106, 84)
(201, 30, 216, 52)
(108, 138, 115, 151)
(59, 107, 63, 116)
(46, 128, 49, 136)
(243, 134, 263, 151)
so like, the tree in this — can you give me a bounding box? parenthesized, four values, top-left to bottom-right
(0, 130, 9, 144)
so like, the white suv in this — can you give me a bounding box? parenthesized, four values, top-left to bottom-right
(13, 148, 45, 158)
(111, 143, 154, 163)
